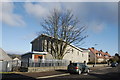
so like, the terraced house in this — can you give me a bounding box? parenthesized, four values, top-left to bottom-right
(31, 34, 90, 63)
(88, 47, 111, 63)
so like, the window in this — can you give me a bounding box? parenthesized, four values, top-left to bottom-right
(47, 40, 49, 52)
(96, 53, 99, 56)
(99, 53, 101, 56)
(82, 54, 84, 57)
(72, 63, 77, 66)
(104, 55, 108, 57)
(89, 55, 90, 57)
(89, 59, 90, 61)
(38, 56, 42, 59)
(72, 49, 74, 54)
(78, 51, 79, 55)
(42, 40, 45, 51)
(44, 40, 47, 51)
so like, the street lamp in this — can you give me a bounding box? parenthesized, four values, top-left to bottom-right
(93, 49, 96, 67)
(94, 44, 98, 66)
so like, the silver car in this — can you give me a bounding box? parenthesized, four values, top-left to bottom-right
(67, 63, 90, 74)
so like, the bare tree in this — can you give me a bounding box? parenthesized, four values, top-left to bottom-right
(40, 9, 87, 59)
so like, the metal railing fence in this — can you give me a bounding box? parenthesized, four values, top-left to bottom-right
(21, 58, 69, 67)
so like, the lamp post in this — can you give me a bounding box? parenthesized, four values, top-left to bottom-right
(93, 50, 96, 67)
(94, 44, 98, 66)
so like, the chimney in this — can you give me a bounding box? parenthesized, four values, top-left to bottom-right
(92, 47, 94, 49)
(106, 51, 108, 53)
(100, 50, 102, 52)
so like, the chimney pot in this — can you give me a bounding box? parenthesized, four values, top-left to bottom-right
(92, 47, 94, 49)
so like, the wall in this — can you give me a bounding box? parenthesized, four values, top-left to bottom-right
(44, 44, 89, 63)
(31, 35, 89, 63)
(63, 45, 89, 63)
(21, 53, 32, 60)
(21, 53, 32, 67)
(89, 52, 106, 63)
(87, 64, 108, 67)
(28, 66, 67, 72)
(0, 61, 12, 72)
(32, 37, 43, 52)
(89, 51, 96, 62)
(34, 55, 43, 59)
(28, 64, 108, 72)
(97, 58, 104, 62)
(45, 53, 53, 59)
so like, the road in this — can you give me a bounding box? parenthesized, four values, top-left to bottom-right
(1, 66, 120, 80)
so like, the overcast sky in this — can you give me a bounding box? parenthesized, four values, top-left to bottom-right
(0, 1, 118, 56)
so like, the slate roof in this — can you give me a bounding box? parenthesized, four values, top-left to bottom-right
(31, 34, 88, 52)
(0, 48, 12, 61)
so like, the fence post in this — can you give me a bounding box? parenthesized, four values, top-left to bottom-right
(6, 61, 8, 72)
(34, 59, 35, 67)
(11, 60, 13, 72)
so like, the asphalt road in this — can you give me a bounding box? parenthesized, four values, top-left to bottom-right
(50, 67, 120, 80)
(1, 66, 120, 80)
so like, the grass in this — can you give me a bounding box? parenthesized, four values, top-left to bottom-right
(0, 72, 21, 74)
(0, 72, 14, 74)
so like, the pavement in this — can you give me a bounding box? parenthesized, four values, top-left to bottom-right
(1, 66, 120, 80)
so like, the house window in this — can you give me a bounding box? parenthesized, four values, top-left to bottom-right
(99, 53, 101, 56)
(72, 49, 74, 54)
(44, 40, 47, 51)
(78, 51, 79, 55)
(89, 59, 90, 61)
(42, 40, 45, 51)
(82, 54, 84, 57)
(89, 55, 90, 57)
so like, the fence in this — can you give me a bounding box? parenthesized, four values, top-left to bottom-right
(1, 59, 69, 72)
(0, 60, 21, 72)
(21, 58, 69, 67)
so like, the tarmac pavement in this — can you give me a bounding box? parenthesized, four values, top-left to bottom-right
(1, 66, 120, 80)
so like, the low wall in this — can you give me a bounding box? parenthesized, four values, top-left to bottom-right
(28, 66, 67, 72)
(88, 64, 108, 67)
(28, 64, 108, 72)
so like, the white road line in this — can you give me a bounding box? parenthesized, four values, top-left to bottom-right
(83, 73, 88, 75)
(99, 68, 107, 70)
(99, 67, 112, 70)
(36, 73, 70, 79)
(106, 67, 112, 68)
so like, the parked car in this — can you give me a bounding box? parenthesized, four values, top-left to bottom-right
(67, 62, 90, 74)
(111, 62, 118, 67)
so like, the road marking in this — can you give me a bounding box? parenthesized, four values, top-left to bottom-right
(99, 67, 112, 70)
(91, 72, 104, 74)
(106, 67, 112, 68)
(36, 73, 70, 79)
(94, 72, 105, 74)
(83, 73, 88, 75)
(99, 68, 107, 70)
